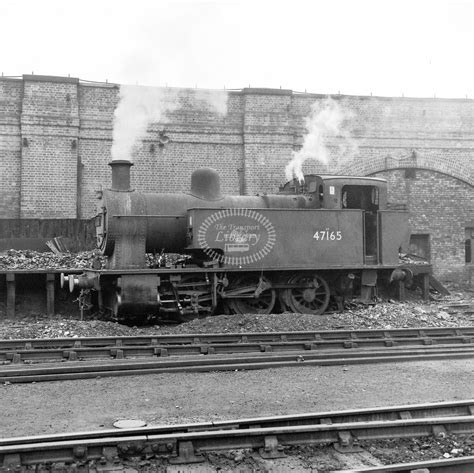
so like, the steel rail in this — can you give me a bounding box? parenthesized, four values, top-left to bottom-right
(1, 345, 474, 383)
(2, 326, 473, 349)
(339, 456, 474, 472)
(2, 338, 474, 364)
(2, 399, 473, 447)
(1, 327, 473, 365)
(1, 415, 474, 467)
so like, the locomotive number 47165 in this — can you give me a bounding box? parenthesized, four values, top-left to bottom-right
(313, 229, 342, 241)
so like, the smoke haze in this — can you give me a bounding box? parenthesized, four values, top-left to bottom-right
(194, 89, 228, 116)
(285, 98, 357, 182)
(111, 86, 229, 161)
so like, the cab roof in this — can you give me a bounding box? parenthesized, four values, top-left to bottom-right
(317, 175, 387, 184)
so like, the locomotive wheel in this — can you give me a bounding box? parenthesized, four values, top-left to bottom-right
(226, 275, 276, 315)
(282, 273, 330, 315)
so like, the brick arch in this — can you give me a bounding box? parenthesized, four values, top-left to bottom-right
(339, 153, 474, 187)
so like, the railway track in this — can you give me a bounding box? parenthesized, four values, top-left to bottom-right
(341, 456, 474, 472)
(1, 326, 473, 362)
(1, 400, 473, 469)
(1, 327, 473, 383)
(2, 326, 473, 353)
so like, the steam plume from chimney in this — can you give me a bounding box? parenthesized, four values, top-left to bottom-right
(285, 98, 357, 182)
(111, 85, 178, 161)
(111, 85, 229, 161)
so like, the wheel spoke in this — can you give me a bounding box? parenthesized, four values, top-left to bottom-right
(227, 275, 275, 315)
(284, 274, 330, 315)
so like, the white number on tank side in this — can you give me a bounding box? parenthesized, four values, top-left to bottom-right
(313, 229, 342, 241)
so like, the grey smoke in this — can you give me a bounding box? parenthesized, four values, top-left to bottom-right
(111, 85, 229, 161)
(285, 98, 357, 181)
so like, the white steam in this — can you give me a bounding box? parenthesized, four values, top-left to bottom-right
(111, 85, 229, 161)
(194, 89, 228, 116)
(111, 85, 178, 161)
(285, 98, 357, 182)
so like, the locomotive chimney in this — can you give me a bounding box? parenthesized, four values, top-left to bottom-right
(109, 160, 133, 191)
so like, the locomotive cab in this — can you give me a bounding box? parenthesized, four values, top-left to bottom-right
(321, 176, 388, 264)
(318, 176, 388, 211)
(280, 175, 392, 264)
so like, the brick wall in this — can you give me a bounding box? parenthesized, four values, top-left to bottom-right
(1, 75, 473, 280)
(0, 79, 22, 217)
(19, 75, 80, 218)
(78, 83, 119, 217)
(242, 89, 295, 194)
(376, 169, 474, 279)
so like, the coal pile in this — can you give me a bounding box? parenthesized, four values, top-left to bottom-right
(0, 249, 107, 270)
(146, 252, 191, 268)
(0, 249, 190, 270)
(399, 253, 430, 265)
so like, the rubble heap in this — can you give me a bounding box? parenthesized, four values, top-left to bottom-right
(0, 249, 190, 270)
(0, 249, 107, 270)
(399, 253, 430, 265)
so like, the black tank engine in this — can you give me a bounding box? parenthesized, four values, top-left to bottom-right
(63, 160, 412, 320)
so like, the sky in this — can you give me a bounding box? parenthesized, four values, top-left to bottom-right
(1, 0, 473, 98)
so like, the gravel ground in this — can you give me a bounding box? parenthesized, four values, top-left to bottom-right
(1, 359, 473, 471)
(0, 282, 473, 471)
(1, 283, 473, 340)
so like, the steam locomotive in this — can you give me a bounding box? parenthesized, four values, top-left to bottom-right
(62, 160, 414, 321)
